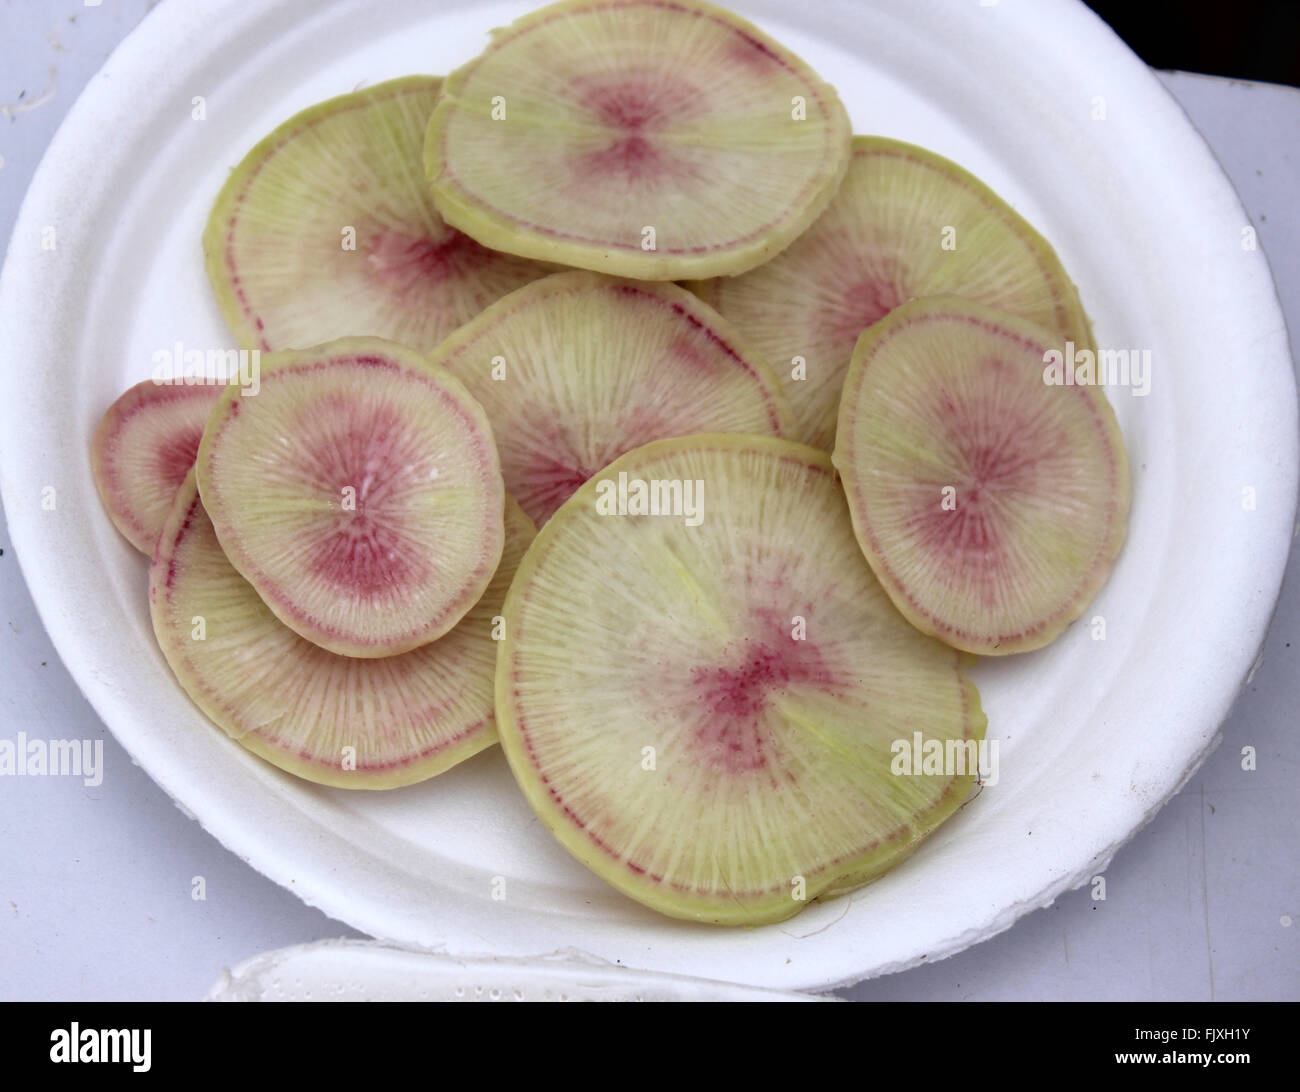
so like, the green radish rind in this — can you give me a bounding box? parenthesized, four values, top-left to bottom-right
(150, 471, 536, 789)
(833, 296, 1130, 656)
(195, 336, 506, 659)
(688, 135, 1097, 449)
(495, 433, 986, 925)
(424, 0, 853, 280)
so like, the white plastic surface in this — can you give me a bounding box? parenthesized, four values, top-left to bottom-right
(0, 0, 1294, 992)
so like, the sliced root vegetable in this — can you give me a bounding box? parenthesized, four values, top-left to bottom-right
(424, 0, 852, 280)
(833, 296, 1130, 656)
(430, 270, 792, 525)
(496, 433, 985, 925)
(151, 471, 535, 788)
(91, 379, 223, 555)
(195, 337, 505, 658)
(204, 76, 552, 353)
(690, 136, 1095, 448)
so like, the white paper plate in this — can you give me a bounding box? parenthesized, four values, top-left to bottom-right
(206, 940, 831, 1001)
(1, 0, 1294, 992)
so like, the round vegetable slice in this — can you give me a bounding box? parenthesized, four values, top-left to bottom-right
(833, 296, 1130, 656)
(195, 337, 505, 658)
(430, 270, 792, 525)
(92, 379, 222, 555)
(204, 76, 552, 353)
(151, 471, 535, 788)
(691, 136, 1095, 448)
(497, 433, 986, 925)
(425, 0, 852, 279)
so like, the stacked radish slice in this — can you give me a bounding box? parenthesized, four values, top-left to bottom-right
(90, 0, 1128, 925)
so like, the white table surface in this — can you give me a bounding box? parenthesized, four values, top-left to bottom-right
(0, 1, 1296, 1001)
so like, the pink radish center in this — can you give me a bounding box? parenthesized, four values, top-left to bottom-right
(520, 450, 597, 523)
(573, 71, 702, 181)
(514, 408, 670, 524)
(364, 227, 491, 296)
(155, 426, 206, 491)
(691, 639, 839, 774)
(906, 368, 1060, 591)
(295, 397, 435, 596)
(826, 276, 904, 352)
(308, 511, 419, 597)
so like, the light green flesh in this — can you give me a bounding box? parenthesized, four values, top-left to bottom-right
(497, 434, 985, 925)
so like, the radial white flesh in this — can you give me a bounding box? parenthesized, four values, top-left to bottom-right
(426, 0, 852, 279)
(497, 434, 985, 925)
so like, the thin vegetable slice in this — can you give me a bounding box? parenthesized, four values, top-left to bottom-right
(204, 76, 552, 353)
(833, 296, 1129, 655)
(425, 0, 852, 279)
(497, 433, 985, 924)
(151, 471, 534, 788)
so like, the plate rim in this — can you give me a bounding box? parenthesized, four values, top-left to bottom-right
(1, 0, 1296, 992)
